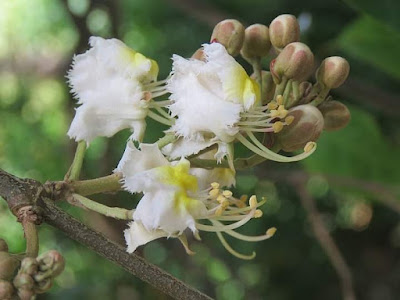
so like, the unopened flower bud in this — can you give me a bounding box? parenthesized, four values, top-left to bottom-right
(240, 24, 271, 59)
(37, 250, 65, 279)
(18, 288, 35, 300)
(0, 280, 14, 300)
(318, 100, 351, 131)
(271, 42, 314, 83)
(269, 14, 300, 49)
(0, 252, 20, 281)
(191, 48, 205, 61)
(19, 257, 38, 276)
(251, 71, 275, 102)
(316, 56, 350, 89)
(210, 19, 245, 56)
(13, 273, 34, 290)
(276, 104, 324, 152)
(0, 239, 8, 252)
(35, 278, 53, 294)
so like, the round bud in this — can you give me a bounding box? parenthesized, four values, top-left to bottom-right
(0, 280, 14, 300)
(191, 48, 205, 61)
(271, 42, 314, 83)
(269, 14, 300, 49)
(37, 250, 65, 278)
(35, 278, 53, 294)
(0, 252, 20, 281)
(19, 257, 38, 276)
(318, 100, 351, 131)
(316, 56, 350, 89)
(210, 19, 245, 56)
(240, 24, 271, 59)
(0, 239, 8, 252)
(276, 104, 324, 152)
(13, 273, 34, 290)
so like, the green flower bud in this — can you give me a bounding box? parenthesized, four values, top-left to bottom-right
(210, 19, 245, 56)
(269, 14, 300, 49)
(316, 56, 350, 89)
(37, 250, 65, 279)
(0, 280, 14, 300)
(13, 273, 34, 290)
(318, 100, 351, 131)
(240, 24, 271, 59)
(276, 104, 324, 152)
(271, 42, 314, 83)
(0, 239, 8, 252)
(19, 257, 38, 276)
(35, 278, 53, 294)
(0, 252, 20, 281)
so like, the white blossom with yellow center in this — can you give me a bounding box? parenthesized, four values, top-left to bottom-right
(165, 42, 260, 161)
(165, 42, 317, 164)
(67, 36, 170, 143)
(117, 142, 276, 259)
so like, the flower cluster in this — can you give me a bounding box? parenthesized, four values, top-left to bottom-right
(67, 15, 351, 259)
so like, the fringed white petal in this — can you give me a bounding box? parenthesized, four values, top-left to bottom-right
(133, 188, 207, 235)
(168, 72, 241, 142)
(124, 221, 168, 253)
(116, 142, 169, 193)
(67, 36, 158, 143)
(88, 36, 158, 81)
(162, 138, 215, 159)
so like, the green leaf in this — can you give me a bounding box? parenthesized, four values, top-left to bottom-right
(301, 105, 400, 184)
(344, 0, 400, 31)
(337, 15, 400, 80)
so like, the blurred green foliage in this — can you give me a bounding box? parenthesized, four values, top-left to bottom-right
(0, 0, 399, 299)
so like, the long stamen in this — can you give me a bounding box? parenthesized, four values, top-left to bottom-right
(224, 198, 266, 215)
(151, 90, 169, 98)
(154, 106, 171, 119)
(144, 78, 169, 89)
(215, 228, 256, 260)
(147, 110, 174, 125)
(241, 127, 275, 133)
(196, 208, 256, 232)
(150, 100, 172, 107)
(247, 131, 316, 161)
(236, 132, 316, 162)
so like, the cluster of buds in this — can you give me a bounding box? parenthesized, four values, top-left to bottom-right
(12, 250, 65, 300)
(0, 239, 20, 300)
(211, 15, 351, 152)
(63, 13, 354, 263)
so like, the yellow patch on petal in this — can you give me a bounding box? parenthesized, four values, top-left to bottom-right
(222, 63, 260, 108)
(149, 59, 159, 81)
(157, 160, 200, 213)
(157, 160, 197, 191)
(121, 47, 159, 81)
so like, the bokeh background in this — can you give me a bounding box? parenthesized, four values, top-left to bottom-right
(1, 0, 399, 299)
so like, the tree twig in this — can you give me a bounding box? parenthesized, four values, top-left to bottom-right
(292, 178, 356, 300)
(39, 198, 212, 300)
(256, 169, 358, 300)
(0, 168, 212, 300)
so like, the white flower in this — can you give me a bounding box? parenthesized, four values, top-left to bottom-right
(166, 42, 260, 160)
(166, 42, 317, 164)
(117, 141, 275, 259)
(67, 36, 160, 143)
